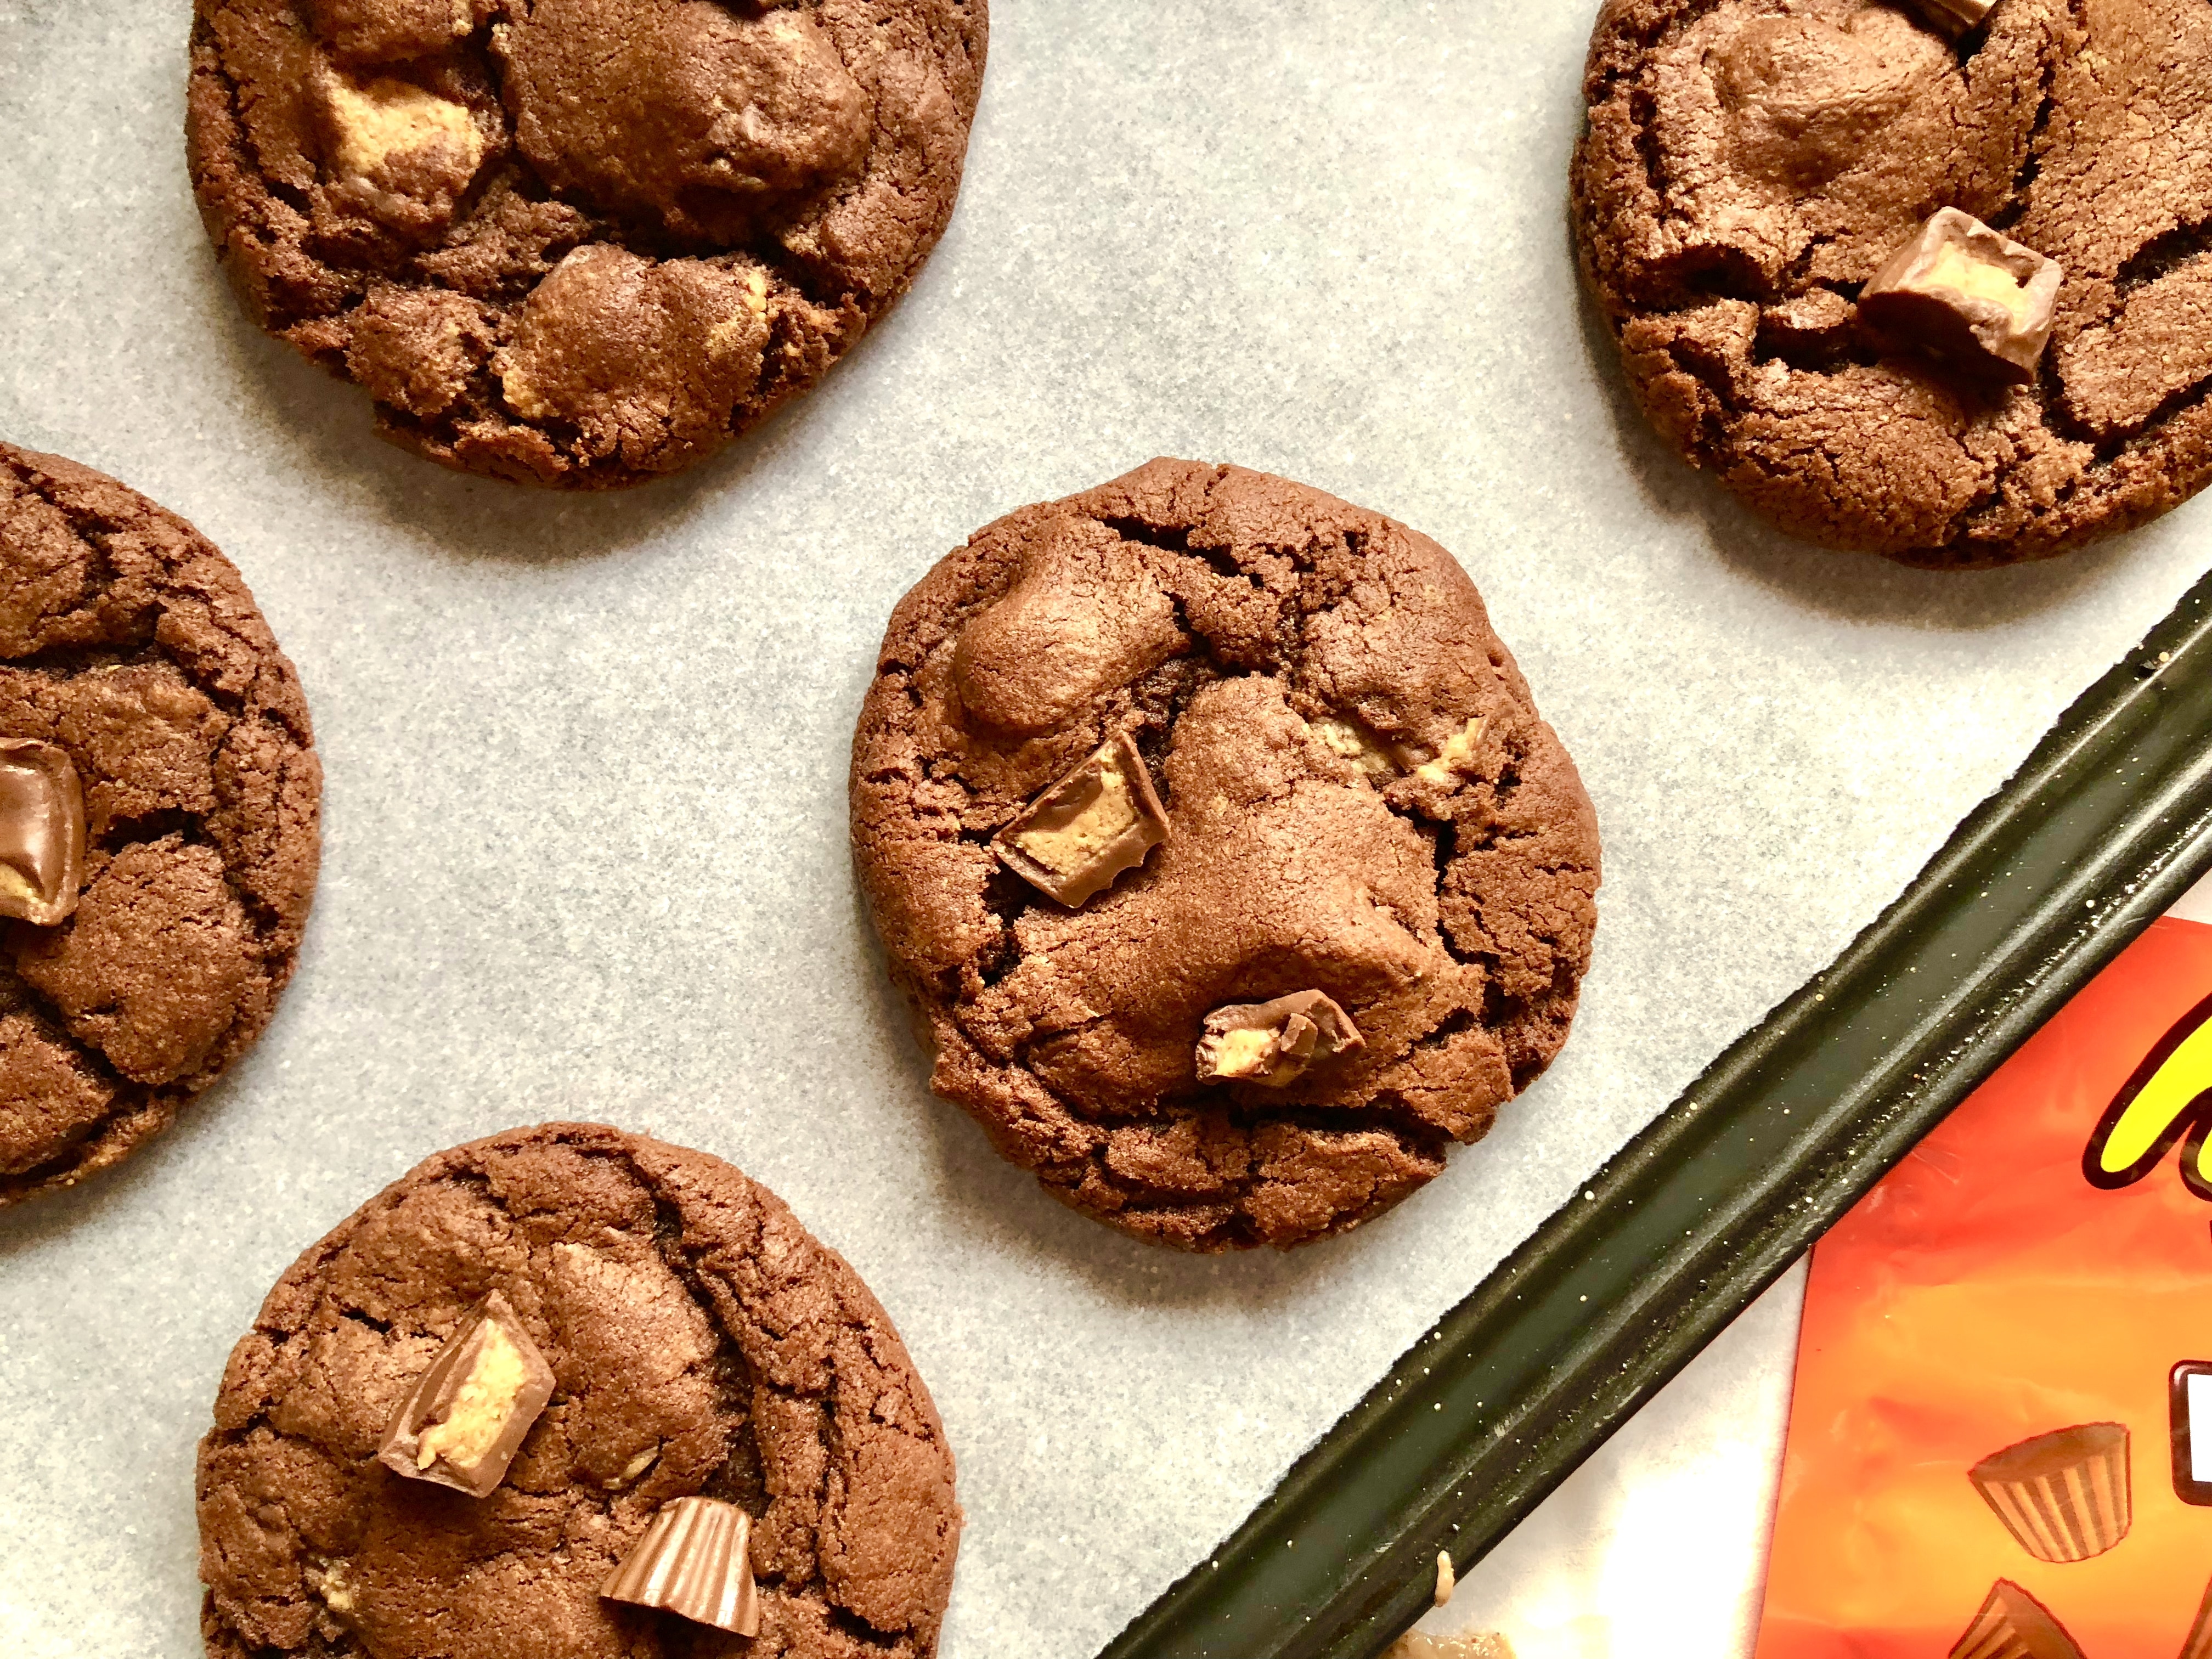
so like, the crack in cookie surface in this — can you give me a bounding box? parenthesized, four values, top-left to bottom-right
(185, 0, 988, 488)
(1574, 0, 2212, 565)
(0, 445, 321, 1204)
(196, 1122, 962, 1659)
(850, 460, 1602, 1251)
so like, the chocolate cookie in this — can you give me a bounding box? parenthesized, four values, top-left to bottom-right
(186, 0, 986, 488)
(197, 1122, 962, 1659)
(0, 444, 320, 1204)
(1573, 0, 2212, 566)
(850, 460, 1601, 1251)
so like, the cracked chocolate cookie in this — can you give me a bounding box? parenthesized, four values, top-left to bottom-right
(185, 0, 986, 488)
(0, 444, 320, 1205)
(1573, 0, 2212, 566)
(850, 460, 1602, 1251)
(197, 1122, 962, 1659)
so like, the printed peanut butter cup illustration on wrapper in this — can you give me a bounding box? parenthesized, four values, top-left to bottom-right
(2179, 1575, 2212, 1659)
(185, 0, 988, 488)
(1949, 1579, 2086, 1659)
(1572, 0, 2212, 566)
(0, 444, 321, 1205)
(850, 459, 1601, 1251)
(196, 1123, 961, 1659)
(1968, 1421, 2132, 1563)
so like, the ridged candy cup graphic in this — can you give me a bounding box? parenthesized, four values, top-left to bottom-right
(2185, 1576, 2212, 1659)
(1948, 1579, 2085, 1659)
(1968, 1423, 2132, 1564)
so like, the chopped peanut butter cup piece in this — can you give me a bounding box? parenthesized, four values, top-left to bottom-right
(1198, 990, 1365, 1088)
(602, 1497, 761, 1637)
(1905, 0, 1997, 37)
(376, 1290, 555, 1498)
(0, 740, 84, 927)
(991, 732, 1169, 907)
(1858, 207, 2062, 382)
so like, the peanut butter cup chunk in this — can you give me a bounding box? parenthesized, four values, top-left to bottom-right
(851, 459, 1602, 1251)
(0, 740, 86, 928)
(186, 0, 988, 488)
(990, 732, 1170, 907)
(1198, 991, 1364, 1088)
(1858, 208, 2062, 382)
(0, 445, 320, 1204)
(1574, 0, 2212, 565)
(198, 1123, 962, 1659)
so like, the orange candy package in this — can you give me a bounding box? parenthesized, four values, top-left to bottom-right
(1755, 915, 2212, 1659)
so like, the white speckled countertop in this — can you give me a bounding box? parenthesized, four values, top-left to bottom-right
(3, 3, 2209, 1656)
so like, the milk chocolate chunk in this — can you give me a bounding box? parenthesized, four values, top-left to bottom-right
(0, 740, 85, 927)
(991, 732, 1169, 907)
(1858, 208, 2062, 382)
(1905, 0, 1997, 37)
(1198, 991, 1365, 1088)
(376, 1290, 555, 1497)
(602, 1496, 761, 1637)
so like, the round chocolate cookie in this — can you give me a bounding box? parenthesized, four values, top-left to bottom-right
(850, 460, 1602, 1251)
(1573, 0, 2212, 566)
(186, 0, 987, 488)
(0, 444, 320, 1205)
(197, 1123, 962, 1659)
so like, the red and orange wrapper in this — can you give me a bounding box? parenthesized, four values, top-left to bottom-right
(1754, 916, 2212, 1657)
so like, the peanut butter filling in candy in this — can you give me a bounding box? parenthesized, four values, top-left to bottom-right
(0, 739, 85, 927)
(1414, 716, 1488, 785)
(1198, 991, 1365, 1088)
(376, 1289, 556, 1498)
(991, 731, 1170, 907)
(1858, 207, 2063, 382)
(602, 1496, 761, 1637)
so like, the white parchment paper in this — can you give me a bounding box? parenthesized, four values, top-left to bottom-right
(2, 3, 2209, 1656)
